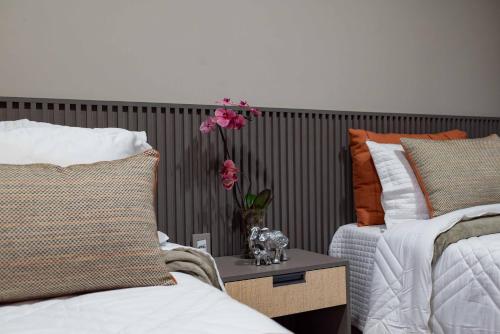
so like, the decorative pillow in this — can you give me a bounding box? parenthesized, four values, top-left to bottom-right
(0, 119, 152, 166)
(401, 135, 500, 217)
(349, 129, 467, 226)
(366, 141, 429, 227)
(0, 150, 175, 304)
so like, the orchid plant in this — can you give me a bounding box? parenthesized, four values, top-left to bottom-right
(199, 98, 272, 212)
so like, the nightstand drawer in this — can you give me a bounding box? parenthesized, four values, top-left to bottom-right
(225, 266, 346, 318)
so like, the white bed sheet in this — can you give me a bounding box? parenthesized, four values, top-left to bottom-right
(0, 272, 290, 334)
(328, 223, 385, 330)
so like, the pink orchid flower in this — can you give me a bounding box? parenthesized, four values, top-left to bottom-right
(222, 175, 238, 190)
(249, 108, 262, 117)
(199, 98, 259, 193)
(215, 108, 236, 128)
(220, 160, 239, 190)
(215, 98, 235, 106)
(199, 117, 217, 133)
(230, 114, 246, 130)
(221, 159, 239, 176)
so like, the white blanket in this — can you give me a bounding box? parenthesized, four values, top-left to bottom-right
(0, 272, 290, 334)
(431, 232, 500, 333)
(364, 204, 500, 334)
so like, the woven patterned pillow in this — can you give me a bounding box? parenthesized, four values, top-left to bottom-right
(401, 135, 500, 217)
(0, 150, 175, 304)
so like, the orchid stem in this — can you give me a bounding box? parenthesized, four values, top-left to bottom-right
(218, 126, 231, 160)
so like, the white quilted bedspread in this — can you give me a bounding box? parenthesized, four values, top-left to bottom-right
(431, 232, 500, 333)
(365, 204, 500, 334)
(329, 223, 384, 330)
(0, 272, 289, 334)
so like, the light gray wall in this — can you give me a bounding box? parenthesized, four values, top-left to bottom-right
(1, 0, 499, 117)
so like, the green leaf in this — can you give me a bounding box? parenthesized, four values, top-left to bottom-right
(251, 189, 272, 209)
(244, 193, 257, 209)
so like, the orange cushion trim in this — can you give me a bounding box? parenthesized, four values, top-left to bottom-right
(349, 129, 467, 226)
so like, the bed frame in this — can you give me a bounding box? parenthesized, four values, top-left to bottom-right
(1, 96, 498, 256)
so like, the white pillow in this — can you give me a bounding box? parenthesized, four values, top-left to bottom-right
(0, 119, 34, 130)
(0, 119, 149, 138)
(0, 120, 152, 166)
(366, 141, 429, 228)
(157, 231, 170, 245)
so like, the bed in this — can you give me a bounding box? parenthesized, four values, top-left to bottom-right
(0, 269, 288, 334)
(364, 205, 500, 334)
(0, 271, 287, 334)
(330, 210, 500, 334)
(0, 120, 290, 334)
(330, 131, 500, 333)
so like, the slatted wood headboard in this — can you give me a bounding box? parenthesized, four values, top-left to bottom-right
(1, 96, 499, 256)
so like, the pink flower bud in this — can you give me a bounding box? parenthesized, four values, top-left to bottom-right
(215, 98, 235, 106)
(249, 108, 262, 117)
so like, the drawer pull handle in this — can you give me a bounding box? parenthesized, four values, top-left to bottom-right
(273, 272, 306, 287)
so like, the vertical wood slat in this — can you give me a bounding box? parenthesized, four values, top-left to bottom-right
(0, 97, 499, 256)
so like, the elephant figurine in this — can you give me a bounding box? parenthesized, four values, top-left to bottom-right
(253, 248, 272, 266)
(249, 226, 289, 265)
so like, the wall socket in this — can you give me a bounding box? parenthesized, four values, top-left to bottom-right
(192, 233, 211, 254)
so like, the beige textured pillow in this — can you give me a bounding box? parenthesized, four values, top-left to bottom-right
(401, 135, 500, 217)
(0, 150, 175, 304)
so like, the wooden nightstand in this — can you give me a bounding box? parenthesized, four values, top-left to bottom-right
(216, 249, 350, 334)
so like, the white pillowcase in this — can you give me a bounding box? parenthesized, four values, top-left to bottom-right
(366, 141, 429, 228)
(157, 231, 170, 245)
(0, 119, 152, 166)
(0, 119, 34, 130)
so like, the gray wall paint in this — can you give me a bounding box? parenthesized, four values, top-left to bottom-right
(1, 0, 499, 117)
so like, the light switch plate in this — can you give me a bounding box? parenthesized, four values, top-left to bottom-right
(192, 233, 211, 254)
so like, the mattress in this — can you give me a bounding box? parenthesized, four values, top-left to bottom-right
(328, 223, 385, 330)
(0, 272, 290, 334)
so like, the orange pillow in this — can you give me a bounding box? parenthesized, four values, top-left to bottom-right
(349, 129, 467, 226)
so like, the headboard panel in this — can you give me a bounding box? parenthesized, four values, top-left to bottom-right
(1, 97, 499, 256)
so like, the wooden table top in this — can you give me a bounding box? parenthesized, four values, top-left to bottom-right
(215, 248, 348, 283)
